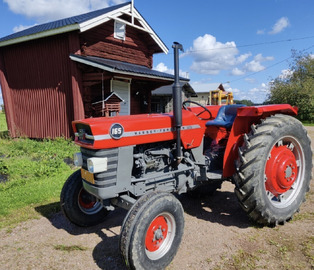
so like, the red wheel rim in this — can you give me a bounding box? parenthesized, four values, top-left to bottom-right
(145, 215, 168, 252)
(78, 189, 97, 209)
(265, 145, 298, 196)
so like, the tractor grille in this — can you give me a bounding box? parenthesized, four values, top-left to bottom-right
(81, 147, 119, 188)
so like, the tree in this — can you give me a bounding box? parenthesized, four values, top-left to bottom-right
(266, 51, 314, 122)
(234, 99, 255, 106)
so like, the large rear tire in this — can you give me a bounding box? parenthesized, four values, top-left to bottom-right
(120, 191, 184, 270)
(234, 114, 312, 226)
(60, 170, 108, 227)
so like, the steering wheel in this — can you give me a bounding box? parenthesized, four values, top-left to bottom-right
(182, 100, 212, 120)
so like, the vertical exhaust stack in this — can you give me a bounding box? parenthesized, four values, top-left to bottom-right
(172, 42, 184, 162)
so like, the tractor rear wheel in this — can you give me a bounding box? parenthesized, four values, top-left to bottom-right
(120, 191, 184, 270)
(60, 170, 108, 227)
(234, 114, 312, 226)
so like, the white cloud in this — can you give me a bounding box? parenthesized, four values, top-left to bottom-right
(237, 53, 252, 63)
(257, 29, 265, 35)
(184, 34, 274, 76)
(224, 82, 269, 103)
(183, 34, 250, 75)
(244, 60, 265, 72)
(279, 69, 293, 80)
(244, 53, 274, 72)
(231, 67, 245, 76)
(154, 62, 189, 79)
(249, 87, 260, 93)
(230, 53, 274, 75)
(254, 54, 274, 62)
(154, 62, 173, 74)
(247, 83, 270, 103)
(269, 17, 290, 35)
(4, 0, 127, 22)
(245, 78, 256, 84)
(13, 24, 38, 33)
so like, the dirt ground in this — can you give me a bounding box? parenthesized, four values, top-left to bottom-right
(0, 127, 313, 270)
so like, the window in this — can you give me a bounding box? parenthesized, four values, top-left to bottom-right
(114, 20, 126, 40)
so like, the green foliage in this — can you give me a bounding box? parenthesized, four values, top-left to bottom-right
(267, 51, 314, 122)
(0, 112, 7, 132)
(0, 135, 79, 224)
(234, 99, 255, 106)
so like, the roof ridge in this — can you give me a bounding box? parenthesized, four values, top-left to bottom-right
(0, 1, 131, 44)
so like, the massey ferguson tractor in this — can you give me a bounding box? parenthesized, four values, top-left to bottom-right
(60, 42, 312, 270)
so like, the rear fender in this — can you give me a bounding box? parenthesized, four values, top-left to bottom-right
(222, 104, 298, 177)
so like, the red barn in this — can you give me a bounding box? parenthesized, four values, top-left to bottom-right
(0, 2, 188, 138)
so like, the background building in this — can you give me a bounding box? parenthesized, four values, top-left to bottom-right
(0, 2, 188, 138)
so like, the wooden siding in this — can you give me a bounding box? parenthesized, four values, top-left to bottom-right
(80, 20, 154, 68)
(0, 17, 170, 139)
(68, 32, 84, 121)
(0, 34, 79, 138)
(0, 52, 15, 134)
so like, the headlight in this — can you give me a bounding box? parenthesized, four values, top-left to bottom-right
(87, 157, 108, 173)
(73, 152, 83, 167)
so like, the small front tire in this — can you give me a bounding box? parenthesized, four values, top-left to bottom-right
(60, 170, 108, 227)
(120, 191, 184, 270)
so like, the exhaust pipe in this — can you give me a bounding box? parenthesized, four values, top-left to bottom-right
(172, 42, 184, 162)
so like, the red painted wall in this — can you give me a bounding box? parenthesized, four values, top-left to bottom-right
(0, 19, 164, 138)
(80, 20, 154, 68)
(0, 33, 82, 138)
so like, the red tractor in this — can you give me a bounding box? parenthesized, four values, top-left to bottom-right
(60, 43, 312, 270)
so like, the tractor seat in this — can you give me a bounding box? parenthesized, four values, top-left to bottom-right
(206, 104, 245, 129)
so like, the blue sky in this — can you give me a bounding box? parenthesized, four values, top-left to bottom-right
(0, 0, 314, 105)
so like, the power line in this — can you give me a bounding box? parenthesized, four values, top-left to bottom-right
(187, 35, 314, 53)
(226, 44, 314, 84)
(237, 35, 314, 49)
(165, 35, 314, 55)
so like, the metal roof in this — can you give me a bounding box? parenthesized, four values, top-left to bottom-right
(0, 3, 128, 43)
(193, 83, 225, 93)
(70, 54, 189, 82)
(0, 2, 168, 53)
(152, 83, 197, 97)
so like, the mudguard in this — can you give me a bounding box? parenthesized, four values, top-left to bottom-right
(222, 104, 298, 177)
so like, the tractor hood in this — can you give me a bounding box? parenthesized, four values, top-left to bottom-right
(72, 110, 204, 150)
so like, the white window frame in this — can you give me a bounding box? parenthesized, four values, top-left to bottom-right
(114, 20, 126, 40)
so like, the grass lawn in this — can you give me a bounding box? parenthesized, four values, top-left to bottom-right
(0, 112, 79, 228)
(0, 112, 7, 131)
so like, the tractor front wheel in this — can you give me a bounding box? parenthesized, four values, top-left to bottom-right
(120, 191, 184, 270)
(60, 170, 108, 227)
(234, 114, 312, 226)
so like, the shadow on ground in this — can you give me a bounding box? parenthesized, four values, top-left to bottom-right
(36, 204, 128, 269)
(179, 189, 252, 228)
(35, 188, 251, 269)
